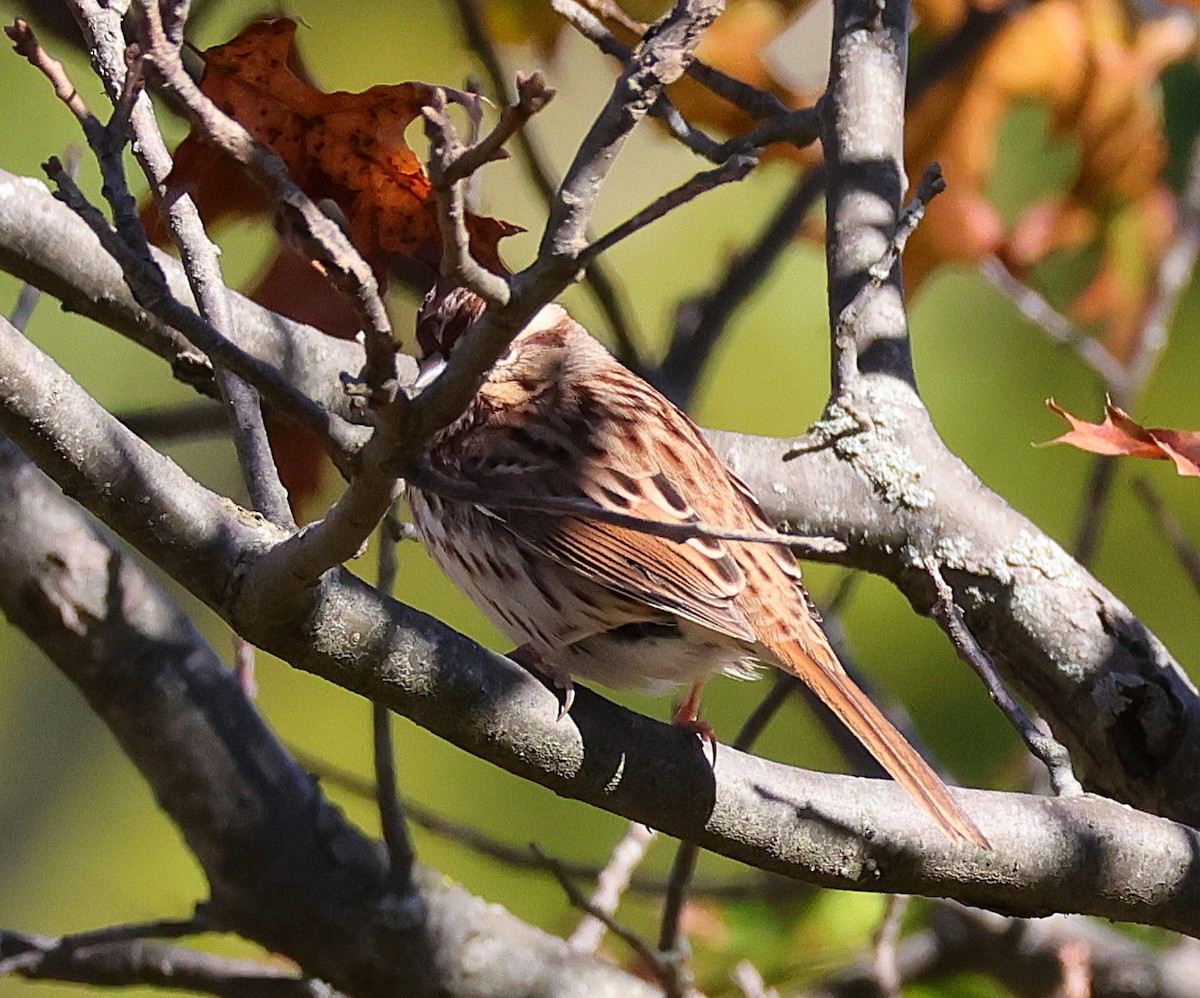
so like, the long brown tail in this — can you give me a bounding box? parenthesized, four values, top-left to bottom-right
(769, 635, 989, 849)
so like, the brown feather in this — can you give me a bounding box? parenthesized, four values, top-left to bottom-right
(763, 629, 990, 848)
(413, 298, 988, 848)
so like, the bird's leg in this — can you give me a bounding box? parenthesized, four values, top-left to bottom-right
(508, 644, 575, 720)
(673, 681, 717, 765)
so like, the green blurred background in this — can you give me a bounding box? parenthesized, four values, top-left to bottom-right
(0, 2, 1198, 996)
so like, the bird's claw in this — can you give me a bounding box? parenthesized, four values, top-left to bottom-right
(509, 644, 575, 721)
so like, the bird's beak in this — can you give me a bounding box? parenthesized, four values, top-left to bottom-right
(414, 352, 447, 392)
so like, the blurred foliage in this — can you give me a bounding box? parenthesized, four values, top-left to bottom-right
(0, 1, 1198, 997)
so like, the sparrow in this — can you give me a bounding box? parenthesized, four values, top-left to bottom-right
(408, 286, 987, 848)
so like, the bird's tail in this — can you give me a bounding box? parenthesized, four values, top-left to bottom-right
(768, 634, 989, 849)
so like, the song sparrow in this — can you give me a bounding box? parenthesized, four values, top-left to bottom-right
(409, 287, 987, 848)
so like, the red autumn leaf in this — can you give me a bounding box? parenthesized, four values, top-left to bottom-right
(1045, 399, 1200, 477)
(160, 17, 519, 279)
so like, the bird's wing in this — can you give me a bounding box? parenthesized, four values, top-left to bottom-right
(433, 366, 772, 643)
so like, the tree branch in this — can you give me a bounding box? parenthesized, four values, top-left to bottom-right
(0, 421, 657, 998)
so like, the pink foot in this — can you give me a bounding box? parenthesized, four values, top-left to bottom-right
(672, 682, 717, 765)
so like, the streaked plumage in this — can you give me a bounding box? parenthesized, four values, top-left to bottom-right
(409, 288, 987, 848)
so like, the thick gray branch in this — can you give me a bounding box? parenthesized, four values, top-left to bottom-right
(0, 430, 656, 998)
(774, 0, 1200, 827)
(3, 162, 1198, 833)
(2, 313, 1200, 938)
(0, 167, 371, 432)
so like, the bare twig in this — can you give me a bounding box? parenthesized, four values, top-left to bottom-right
(872, 894, 908, 998)
(0, 912, 212, 975)
(551, 0, 726, 162)
(582, 152, 759, 264)
(869, 163, 946, 282)
(714, 106, 823, 160)
(451, 0, 642, 366)
(423, 92, 514, 305)
(561, 0, 794, 124)
(658, 597, 834, 967)
(926, 557, 1082, 796)
(373, 513, 423, 920)
(43, 160, 360, 465)
(1073, 456, 1118, 568)
(832, 162, 947, 384)
(8, 19, 158, 296)
(135, 0, 397, 401)
(290, 745, 779, 899)
(544, 0, 728, 260)
(655, 167, 825, 407)
(119, 402, 228, 440)
(1, 930, 341, 997)
(979, 256, 1126, 388)
(216, 368, 295, 526)
(7, 283, 42, 332)
(442, 71, 555, 185)
(536, 847, 691, 998)
(1132, 478, 1200, 597)
(657, 839, 700, 961)
(569, 822, 658, 953)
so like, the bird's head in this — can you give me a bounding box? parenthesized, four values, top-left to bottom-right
(412, 283, 489, 390)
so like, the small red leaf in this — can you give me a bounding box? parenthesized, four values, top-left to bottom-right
(1044, 399, 1200, 476)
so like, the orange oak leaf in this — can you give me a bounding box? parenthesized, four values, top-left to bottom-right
(1045, 399, 1200, 476)
(161, 18, 518, 279)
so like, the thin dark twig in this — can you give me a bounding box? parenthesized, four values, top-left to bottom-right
(1072, 456, 1118, 568)
(561, 0, 793, 122)
(1132, 478, 1200, 597)
(1, 929, 341, 997)
(7, 19, 158, 297)
(979, 256, 1126, 388)
(451, 0, 642, 366)
(373, 512, 422, 913)
(869, 164, 945, 282)
(568, 822, 657, 953)
(12, 14, 294, 525)
(657, 842, 699, 961)
(582, 152, 759, 264)
(714, 105, 823, 160)
(926, 557, 1082, 796)
(7, 284, 42, 333)
(873, 894, 908, 998)
(135, 0, 397, 402)
(119, 402, 229, 441)
(655, 167, 825, 407)
(550, 0, 726, 162)
(42, 161, 361, 464)
(6, 148, 79, 333)
(832, 164, 947, 396)
(290, 746, 777, 899)
(536, 847, 691, 998)
(659, 599, 823, 960)
(0, 911, 211, 973)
